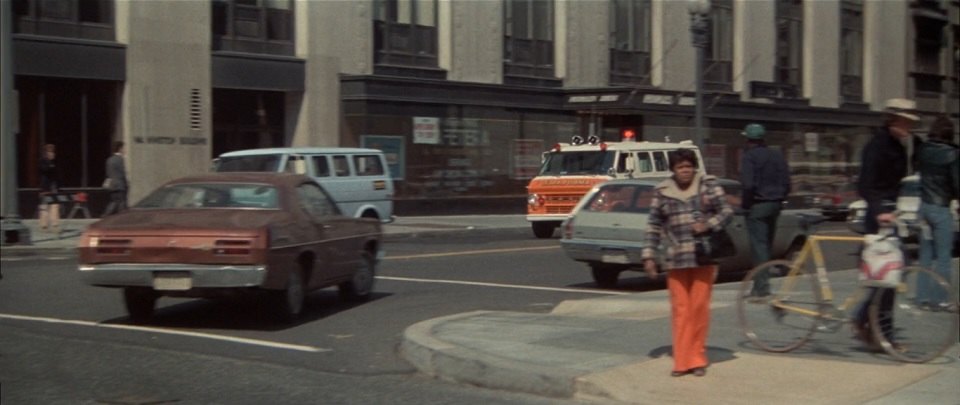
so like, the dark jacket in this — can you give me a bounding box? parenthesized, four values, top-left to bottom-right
(857, 127, 908, 209)
(106, 154, 128, 191)
(39, 157, 58, 193)
(739, 143, 791, 209)
(914, 139, 959, 207)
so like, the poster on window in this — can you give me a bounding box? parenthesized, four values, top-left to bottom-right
(512, 139, 544, 180)
(413, 117, 440, 144)
(362, 135, 405, 180)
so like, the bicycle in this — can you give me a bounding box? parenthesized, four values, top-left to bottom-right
(736, 215, 958, 363)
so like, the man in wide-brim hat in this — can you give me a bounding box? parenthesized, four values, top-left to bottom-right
(852, 97, 920, 352)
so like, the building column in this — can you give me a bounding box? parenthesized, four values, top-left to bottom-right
(734, 0, 775, 101)
(119, 1, 212, 203)
(1, 0, 18, 218)
(805, 0, 841, 108)
(863, 0, 910, 109)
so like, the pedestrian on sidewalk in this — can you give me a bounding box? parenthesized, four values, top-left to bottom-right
(102, 141, 128, 216)
(739, 123, 791, 298)
(641, 149, 734, 377)
(852, 98, 919, 351)
(38, 143, 61, 233)
(914, 115, 958, 310)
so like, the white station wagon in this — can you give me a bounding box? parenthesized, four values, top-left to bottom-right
(560, 178, 816, 288)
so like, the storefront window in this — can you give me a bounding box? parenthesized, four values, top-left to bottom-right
(350, 113, 576, 199)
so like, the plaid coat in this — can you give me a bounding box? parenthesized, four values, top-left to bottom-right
(641, 173, 734, 270)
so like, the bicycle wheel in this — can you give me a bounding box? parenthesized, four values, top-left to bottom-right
(738, 259, 822, 352)
(869, 266, 959, 363)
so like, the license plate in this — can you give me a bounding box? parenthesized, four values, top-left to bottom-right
(601, 254, 629, 264)
(153, 272, 192, 291)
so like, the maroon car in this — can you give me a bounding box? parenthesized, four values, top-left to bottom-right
(78, 172, 382, 322)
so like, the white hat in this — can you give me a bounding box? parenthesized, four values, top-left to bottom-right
(884, 98, 919, 121)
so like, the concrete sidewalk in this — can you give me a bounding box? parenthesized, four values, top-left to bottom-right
(401, 278, 960, 404)
(3, 215, 958, 404)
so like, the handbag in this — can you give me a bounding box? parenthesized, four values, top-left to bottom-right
(693, 182, 736, 265)
(694, 228, 736, 265)
(858, 233, 903, 288)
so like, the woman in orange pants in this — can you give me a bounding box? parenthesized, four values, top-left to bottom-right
(642, 149, 733, 377)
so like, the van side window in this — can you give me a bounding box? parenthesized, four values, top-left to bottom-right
(637, 153, 653, 172)
(652, 152, 668, 171)
(615, 153, 632, 173)
(332, 155, 351, 177)
(285, 156, 307, 174)
(312, 156, 331, 177)
(355, 155, 384, 176)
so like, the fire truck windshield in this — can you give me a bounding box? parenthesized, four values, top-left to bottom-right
(538, 151, 616, 176)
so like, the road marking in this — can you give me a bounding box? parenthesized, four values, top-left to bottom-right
(385, 245, 560, 260)
(0, 313, 330, 353)
(376, 276, 630, 295)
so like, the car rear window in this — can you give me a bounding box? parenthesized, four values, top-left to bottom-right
(583, 184, 656, 213)
(137, 183, 279, 209)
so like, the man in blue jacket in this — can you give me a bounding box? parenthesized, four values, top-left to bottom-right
(740, 123, 791, 297)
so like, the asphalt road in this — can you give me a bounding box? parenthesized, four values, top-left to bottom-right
(0, 223, 862, 404)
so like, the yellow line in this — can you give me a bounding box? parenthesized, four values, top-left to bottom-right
(386, 245, 561, 260)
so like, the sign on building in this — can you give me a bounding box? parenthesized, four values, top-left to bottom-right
(413, 117, 440, 144)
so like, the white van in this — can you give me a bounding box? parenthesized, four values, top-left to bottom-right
(213, 147, 394, 223)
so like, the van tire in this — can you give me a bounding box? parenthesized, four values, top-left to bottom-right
(532, 222, 557, 239)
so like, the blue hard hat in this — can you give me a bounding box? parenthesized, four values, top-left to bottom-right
(742, 123, 765, 139)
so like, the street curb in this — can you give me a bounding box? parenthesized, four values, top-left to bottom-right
(398, 310, 582, 399)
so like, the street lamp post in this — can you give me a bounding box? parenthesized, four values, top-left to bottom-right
(688, 0, 711, 151)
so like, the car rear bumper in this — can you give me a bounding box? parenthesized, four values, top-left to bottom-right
(560, 239, 644, 265)
(78, 263, 267, 289)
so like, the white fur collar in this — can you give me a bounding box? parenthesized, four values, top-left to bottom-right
(657, 172, 712, 201)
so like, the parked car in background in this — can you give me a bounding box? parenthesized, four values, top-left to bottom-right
(811, 182, 859, 221)
(560, 178, 816, 288)
(77, 173, 382, 323)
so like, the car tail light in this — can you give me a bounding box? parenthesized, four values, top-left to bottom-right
(213, 239, 252, 255)
(562, 218, 574, 239)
